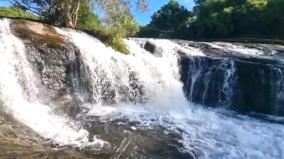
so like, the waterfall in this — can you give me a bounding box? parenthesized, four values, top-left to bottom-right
(57, 29, 284, 158)
(57, 29, 190, 110)
(0, 19, 106, 147)
(1, 18, 284, 159)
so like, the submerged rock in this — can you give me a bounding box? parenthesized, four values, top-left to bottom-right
(0, 110, 93, 159)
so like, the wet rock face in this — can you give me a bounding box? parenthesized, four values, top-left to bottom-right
(179, 55, 284, 116)
(7, 20, 284, 116)
(179, 55, 235, 107)
(143, 41, 163, 57)
(25, 44, 72, 90)
(9, 19, 145, 107)
(234, 60, 284, 115)
(9, 19, 93, 107)
(0, 110, 93, 159)
(10, 19, 71, 91)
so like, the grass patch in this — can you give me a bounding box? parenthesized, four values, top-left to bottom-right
(0, 7, 39, 20)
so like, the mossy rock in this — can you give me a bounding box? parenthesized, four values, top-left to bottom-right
(10, 19, 65, 49)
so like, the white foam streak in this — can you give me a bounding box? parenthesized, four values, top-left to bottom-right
(205, 42, 265, 56)
(131, 38, 205, 57)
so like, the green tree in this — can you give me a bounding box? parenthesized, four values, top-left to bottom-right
(139, 0, 193, 39)
(190, 0, 277, 38)
(264, 0, 284, 38)
(140, 0, 284, 40)
(9, 0, 148, 29)
(76, 0, 100, 30)
(7, 0, 148, 53)
(10, 0, 83, 27)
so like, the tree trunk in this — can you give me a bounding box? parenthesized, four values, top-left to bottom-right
(71, 1, 81, 27)
(59, 0, 80, 28)
(61, 0, 74, 27)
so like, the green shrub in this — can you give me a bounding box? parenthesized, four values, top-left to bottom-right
(0, 7, 39, 20)
(90, 13, 139, 54)
(77, 0, 100, 30)
(76, 1, 131, 54)
(86, 26, 129, 54)
(136, 27, 163, 38)
(0, 5, 131, 54)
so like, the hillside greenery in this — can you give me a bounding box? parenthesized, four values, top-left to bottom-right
(138, 0, 284, 40)
(0, 7, 38, 20)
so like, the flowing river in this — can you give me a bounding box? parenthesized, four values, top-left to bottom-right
(0, 18, 284, 159)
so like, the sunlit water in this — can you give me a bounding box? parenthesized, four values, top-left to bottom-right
(0, 19, 107, 148)
(0, 18, 284, 159)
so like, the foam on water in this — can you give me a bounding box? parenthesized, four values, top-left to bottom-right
(204, 42, 265, 56)
(57, 28, 188, 108)
(58, 28, 284, 159)
(0, 19, 107, 148)
(84, 104, 284, 159)
(131, 38, 205, 57)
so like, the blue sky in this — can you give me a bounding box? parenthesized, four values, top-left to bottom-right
(0, 0, 195, 26)
(132, 0, 195, 25)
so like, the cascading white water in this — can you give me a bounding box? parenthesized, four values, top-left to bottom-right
(56, 29, 284, 159)
(0, 19, 106, 147)
(1, 18, 284, 159)
(57, 28, 191, 109)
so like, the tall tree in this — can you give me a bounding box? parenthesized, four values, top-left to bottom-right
(139, 0, 193, 38)
(264, 0, 284, 37)
(9, 0, 83, 27)
(9, 0, 148, 28)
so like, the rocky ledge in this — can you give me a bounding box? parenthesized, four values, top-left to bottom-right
(9, 19, 93, 116)
(140, 39, 284, 116)
(7, 19, 284, 116)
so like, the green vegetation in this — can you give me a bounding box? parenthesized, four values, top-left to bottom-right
(88, 27, 130, 53)
(2, 0, 283, 51)
(138, 0, 284, 40)
(137, 0, 193, 39)
(0, 7, 38, 20)
(4, 0, 148, 53)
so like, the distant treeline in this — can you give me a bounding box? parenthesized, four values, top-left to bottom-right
(137, 0, 284, 40)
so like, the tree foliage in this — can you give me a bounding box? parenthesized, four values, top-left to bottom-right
(9, 0, 84, 27)
(8, 0, 147, 29)
(139, 0, 284, 40)
(138, 0, 193, 39)
(5, 0, 148, 53)
(0, 6, 38, 20)
(149, 0, 191, 31)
